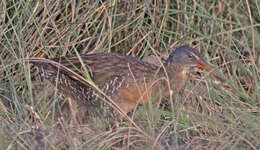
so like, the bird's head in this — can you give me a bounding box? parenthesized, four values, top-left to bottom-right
(165, 46, 222, 80)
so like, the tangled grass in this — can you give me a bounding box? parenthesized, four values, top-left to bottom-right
(0, 0, 259, 149)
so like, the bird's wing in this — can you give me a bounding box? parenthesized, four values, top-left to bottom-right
(29, 53, 160, 85)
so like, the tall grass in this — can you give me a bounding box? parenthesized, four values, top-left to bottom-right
(0, 0, 259, 149)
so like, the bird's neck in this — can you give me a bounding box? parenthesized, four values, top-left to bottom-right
(159, 63, 188, 92)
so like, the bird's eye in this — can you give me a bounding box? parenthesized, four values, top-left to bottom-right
(188, 54, 193, 58)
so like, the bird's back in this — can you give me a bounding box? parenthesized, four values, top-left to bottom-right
(32, 53, 159, 83)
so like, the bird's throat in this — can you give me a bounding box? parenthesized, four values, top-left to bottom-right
(166, 64, 188, 93)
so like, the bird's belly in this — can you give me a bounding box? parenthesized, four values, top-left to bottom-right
(114, 79, 167, 113)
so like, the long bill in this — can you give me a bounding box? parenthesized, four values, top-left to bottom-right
(197, 60, 224, 82)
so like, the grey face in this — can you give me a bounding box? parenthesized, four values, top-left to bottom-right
(166, 46, 209, 69)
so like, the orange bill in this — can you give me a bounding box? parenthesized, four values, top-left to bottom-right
(197, 60, 224, 82)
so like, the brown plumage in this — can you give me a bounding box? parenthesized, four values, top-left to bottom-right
(29, 46, 221, 121)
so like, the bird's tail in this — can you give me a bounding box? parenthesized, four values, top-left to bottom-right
(27, 57, 62, 79)
(27, 57, 89, 83)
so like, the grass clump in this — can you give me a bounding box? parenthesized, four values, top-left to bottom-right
(0, 0, 259, 149)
